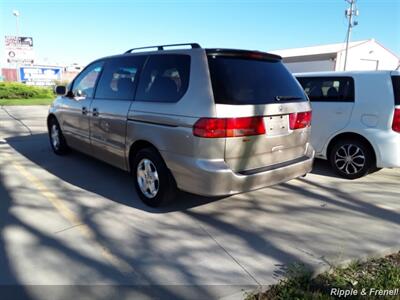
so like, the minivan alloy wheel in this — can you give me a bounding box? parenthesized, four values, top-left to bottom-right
(334, 144, 366, 175)
(51, 124, 60, 150)
(137, 158, 160, 198)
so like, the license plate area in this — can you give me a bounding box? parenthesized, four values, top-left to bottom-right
(264, 115, 289, 136)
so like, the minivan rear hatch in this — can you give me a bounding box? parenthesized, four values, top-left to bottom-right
(206, 49, 311, 172)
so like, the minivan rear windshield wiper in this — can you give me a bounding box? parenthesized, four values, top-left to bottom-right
(275, 96, 303, 101)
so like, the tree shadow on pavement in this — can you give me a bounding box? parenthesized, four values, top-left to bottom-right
(0, 170, 33, 299)
(5, 132, 400, 298)
(0, 142, 224, 299)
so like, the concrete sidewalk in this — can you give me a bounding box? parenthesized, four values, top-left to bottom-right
(0, 105, 399, 299)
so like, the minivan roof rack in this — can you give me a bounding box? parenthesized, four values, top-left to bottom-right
(124, 43, 201, 53)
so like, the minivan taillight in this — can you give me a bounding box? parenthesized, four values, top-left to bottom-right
(289, 111, 312, 130)
(392, 108, 400, 133)
(193, 116, 266, 138)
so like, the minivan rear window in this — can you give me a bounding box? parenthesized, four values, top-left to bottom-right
(391, 76, 400, 106)
(207, 56, 307, 105)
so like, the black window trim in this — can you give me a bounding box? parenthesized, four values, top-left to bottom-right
(93, 55, 147, 101)
(134, 54, 192, 103)
(391, 75, 400, 106)
(297, 76, 355, 103)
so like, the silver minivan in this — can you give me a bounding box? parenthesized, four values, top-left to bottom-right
(48, 43, 315, 207)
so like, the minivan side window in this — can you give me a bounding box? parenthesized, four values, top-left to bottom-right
(135, 54, 190, 103)
(71, 61, 104, 99)
(297, 77, 355, 102)
(95, 56, 146, 100)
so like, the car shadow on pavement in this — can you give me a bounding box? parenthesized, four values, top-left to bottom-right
(6, 133, 224, 213)
(310, 159, 341, 178)
(6, 133, 354, 213)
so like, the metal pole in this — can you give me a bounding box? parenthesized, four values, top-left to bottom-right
(13, 10, 20, 36)
(15, 15, 19, 36)
(12, 10, 21, 81)
(344, 0, 355, 71)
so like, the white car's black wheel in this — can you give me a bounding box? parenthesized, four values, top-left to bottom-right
(132, 148, 176, 207)
(329, 139, 373, 179)
(48, 118, 69, 155)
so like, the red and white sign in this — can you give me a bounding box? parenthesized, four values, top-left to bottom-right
(5, 36, 35, 64)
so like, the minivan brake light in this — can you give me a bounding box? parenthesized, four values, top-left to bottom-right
(289, 111, 312, 130)
(193, 116, 266, 138)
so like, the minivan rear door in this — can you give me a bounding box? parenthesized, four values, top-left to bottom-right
(296, 76, 355, 153)
(207, 51, 311, 172)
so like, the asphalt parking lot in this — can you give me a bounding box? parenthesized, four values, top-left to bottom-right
(0, 105, 399, 299)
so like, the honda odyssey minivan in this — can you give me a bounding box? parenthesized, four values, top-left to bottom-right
(48, 43, 314, 207)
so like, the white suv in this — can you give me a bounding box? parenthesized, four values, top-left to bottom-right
(296, 71, 400, 179)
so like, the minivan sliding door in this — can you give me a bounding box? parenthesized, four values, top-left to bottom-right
(89, 56, 146, 170)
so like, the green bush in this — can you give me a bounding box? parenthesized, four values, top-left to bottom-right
(0, 82, 54, 99)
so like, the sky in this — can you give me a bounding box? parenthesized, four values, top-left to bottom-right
(0, 0, 399, 66)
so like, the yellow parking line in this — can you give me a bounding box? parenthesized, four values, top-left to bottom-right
(3, 151, 135, 276)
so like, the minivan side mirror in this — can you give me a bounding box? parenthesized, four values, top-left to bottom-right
(55, 85, 67, 96)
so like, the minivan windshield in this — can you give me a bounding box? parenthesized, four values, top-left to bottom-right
(207, 56, 307, 105)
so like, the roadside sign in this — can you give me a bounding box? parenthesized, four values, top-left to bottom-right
(5, 36, 35, 64)
(19, 66, 62, 86)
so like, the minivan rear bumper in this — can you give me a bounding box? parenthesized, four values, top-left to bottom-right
(162, 144, 315, 196)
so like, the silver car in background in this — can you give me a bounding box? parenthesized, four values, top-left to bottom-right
(48, 43, 314, 207)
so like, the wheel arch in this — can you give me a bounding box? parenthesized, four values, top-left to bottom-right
(127, 140, 165, 172)
(47, 113, 58, 129)
(326, 132, 377, 166)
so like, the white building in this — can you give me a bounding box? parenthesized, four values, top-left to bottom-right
(270, 39, 400, 73)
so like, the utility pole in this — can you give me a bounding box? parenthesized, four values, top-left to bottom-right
(12, 10, 20, 36)
(343, 0, 359, 71)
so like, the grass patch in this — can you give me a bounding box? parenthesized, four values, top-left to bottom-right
(0, 98, 54, 106)
(246, 252, 400, 300)
(0, 82, 54, 99)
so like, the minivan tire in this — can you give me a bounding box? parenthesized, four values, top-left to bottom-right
(132, 148, 177, 207)
(48, 117, 69, 155)
(329, 139, 373, 179)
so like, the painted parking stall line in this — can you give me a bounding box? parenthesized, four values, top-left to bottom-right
(2, 150, 137, 278)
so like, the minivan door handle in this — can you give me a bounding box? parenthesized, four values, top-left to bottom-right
(82, 106, 88, 115)
(92, 108, 99, 117)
